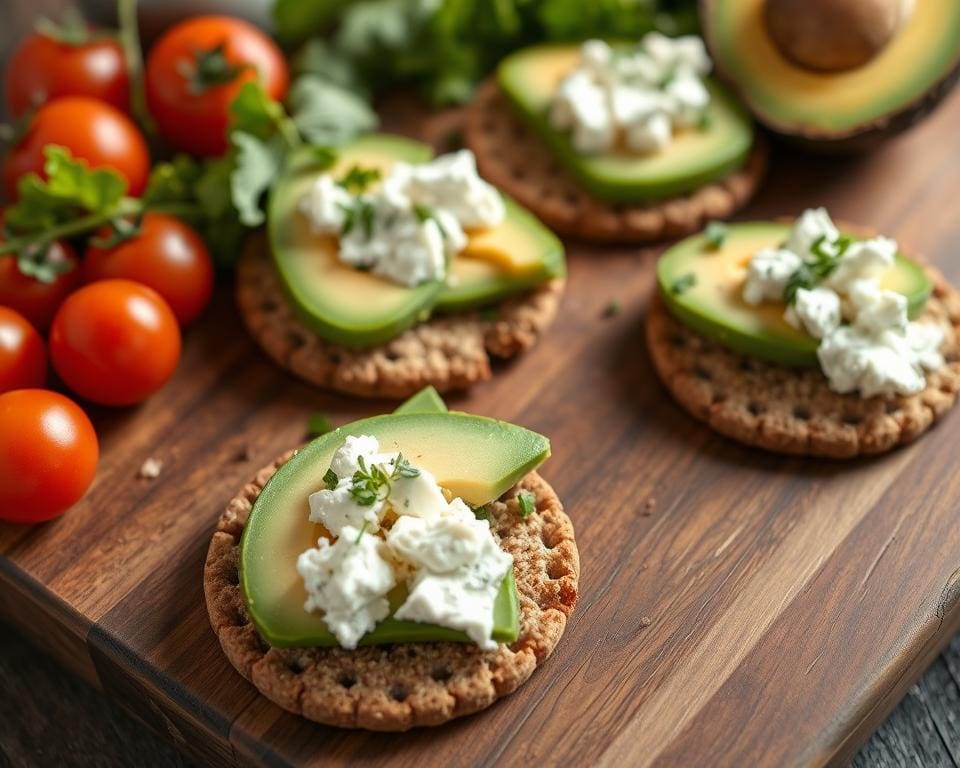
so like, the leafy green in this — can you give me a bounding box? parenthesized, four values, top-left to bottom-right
(338, 165, 382, 194)
(517, 490, 536, 519)
(288, 76, 379, 146)
(308, 412, 334, 437)
(232, 133, 287, 226)
(670, 272, 697, 295)
(277, 0, 699, 106)
(7, 146, 127, 233)
(703, 221, 728, 250)
(323, 468, 340, 490)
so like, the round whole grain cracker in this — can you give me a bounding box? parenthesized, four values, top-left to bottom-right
(204, 453, 580, 731)
(237, 236, 564, 399)
(463, 79, 769, 244)
(646, 266, 960, 458)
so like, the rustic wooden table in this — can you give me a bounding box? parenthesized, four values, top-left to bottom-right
(4, 3, 960, 767)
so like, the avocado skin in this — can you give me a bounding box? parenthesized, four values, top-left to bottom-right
(657, 221, 933, 367)
(240, 412, 551, 648)
(698, 0, 960, 152)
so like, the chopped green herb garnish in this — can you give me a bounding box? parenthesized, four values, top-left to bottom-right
(413, 203, 435, 223)
(479, 306, 499, 322)
(391, 453, 420, 480)
(339, 198, 376, 240)
(323, 468, 339, 490)
(470, 504, 490, 521)
(703, 221, 728, 250)
(355, 521, 370, 544)
(782, 234, 852, 305)
(349, 455, 391, 506)
(517, 490, 536, 519)
(670, 273, 697, 295)
(307, 412, 332, 437)
(603, 299, 621, 318)
(337, 165, 381, 194)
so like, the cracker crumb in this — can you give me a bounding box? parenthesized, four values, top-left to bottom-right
(642, 497, 657, 516)
(233, 446, 251, 463)
(139, 458, 163, 480)
(640, 616, 653, 628)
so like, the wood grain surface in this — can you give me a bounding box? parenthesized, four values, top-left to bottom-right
(3, 9, 960, 765)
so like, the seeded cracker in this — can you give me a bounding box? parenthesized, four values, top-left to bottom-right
(646, 266, 960, 458)
(464, 79, 768, 244)
(205, 453, 579, 730)
(237, 235, 564, 399)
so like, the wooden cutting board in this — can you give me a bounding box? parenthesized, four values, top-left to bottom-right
(3, 89, 960, 768)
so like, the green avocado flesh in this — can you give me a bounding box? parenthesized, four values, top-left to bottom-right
(240, 412, 550, 648)
(497, 43, 755, 203)
(393, 386, 448, 415)
(702, 0, 960, 138)
(268, 134, 564, 347)
(657, 222, 932, 367)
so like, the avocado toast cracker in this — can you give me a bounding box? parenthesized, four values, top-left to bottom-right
(239, 134, 565, 398)
(204, 390, 579, 730)
(648, 211, 960, 457)
(464, 37, 768, 243)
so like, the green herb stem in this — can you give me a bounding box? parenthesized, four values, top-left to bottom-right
(0, 198, 199, 257)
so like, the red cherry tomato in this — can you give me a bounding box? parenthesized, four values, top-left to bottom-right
(85, 213, 214, 327)
(2, 97, 150, 200)
(145, 16, 289, 156)
(0, 241, 81, 332)
(49, 280, 181, 406)
(0, 389, 98, 524)
(5, 33, 129, 117)
(0, 307, 46, 393)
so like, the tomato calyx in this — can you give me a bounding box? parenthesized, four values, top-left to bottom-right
(178, 42, 249, 94)
(33, 7, 103, 48)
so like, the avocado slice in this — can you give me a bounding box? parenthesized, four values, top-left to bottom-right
(393, 386, 448, 415)
(700, 0, 960, 149)
(657, 221, 932, 366)
(497, 43, 755, 203)
(240, 412, 549, 647)
(437, 197, 565, 311)
(269, 134, 565, 345)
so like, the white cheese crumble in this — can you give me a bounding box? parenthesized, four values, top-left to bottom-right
(296, 525, 396, 649)
(297, 150, 503, 288)
(742, 207, 944, 397)
(298, 436, 514, 650)
(549, 34, 711, 156)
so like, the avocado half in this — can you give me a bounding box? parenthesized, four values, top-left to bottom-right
(699, 0, 960, 150)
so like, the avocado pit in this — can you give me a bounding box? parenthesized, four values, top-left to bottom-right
(764, 0, 912, 72)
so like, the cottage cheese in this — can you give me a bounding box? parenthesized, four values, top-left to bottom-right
(549, 35, 712, 156)
(296, 525, 396, 649)
(742, 248, 802, 305)
(298, 150, 503, 288)
(741, 208, 945, 397)
(298, 436, 515, 649)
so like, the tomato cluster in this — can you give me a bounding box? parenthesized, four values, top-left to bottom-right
(0, 14, 288, 523)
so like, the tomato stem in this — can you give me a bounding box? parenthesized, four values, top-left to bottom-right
(117, 0, 157, 137)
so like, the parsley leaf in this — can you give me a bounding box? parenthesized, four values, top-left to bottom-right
(517, 490, 536, 519)
(349, 455, 392, 506)
(670, 273, 697, 295)
(323, 468, 340, 490)
(703, 221, 728, 250)
(470, 504, 490, 521)
(338, 165, 381, 194)
(288, 75, 379, 147)
(782, 234, 852, 305)
(308, 412, 333, 437)
(231, 132, 286, 226)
